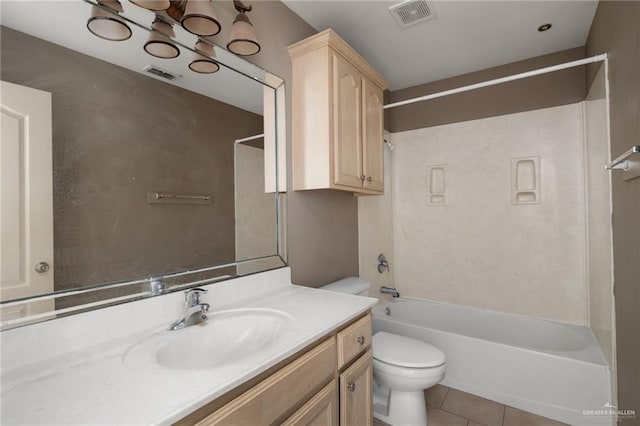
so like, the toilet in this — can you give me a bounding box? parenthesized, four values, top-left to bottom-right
(320, 277, 446, 426)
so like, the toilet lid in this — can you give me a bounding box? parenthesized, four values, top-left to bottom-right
(373, 332, 446, 368)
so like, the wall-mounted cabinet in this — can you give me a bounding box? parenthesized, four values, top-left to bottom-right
(288, 29, 389, 195)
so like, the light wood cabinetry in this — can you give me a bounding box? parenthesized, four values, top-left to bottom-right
(289, 29, 389, 195)
(196, 338, 337, 426)
(340, 350, 373, 426)
(187, 313, 373, 426)
(362, 79, 384, 192)
(332, 54, 363, 189)
(337, 314, 372, 369)
(282, 380, 339, 426)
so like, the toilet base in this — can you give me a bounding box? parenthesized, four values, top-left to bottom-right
(373, 383, 429, 426)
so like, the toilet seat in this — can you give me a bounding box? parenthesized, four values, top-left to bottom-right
(373, 358, 446, 379)
(373, 332, 446, 368)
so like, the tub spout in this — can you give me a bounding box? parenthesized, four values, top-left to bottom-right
(381, 286, 400, 298)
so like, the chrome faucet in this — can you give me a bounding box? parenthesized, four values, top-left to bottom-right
(169, 288, 210, 331)
(380, 286, 400, 298)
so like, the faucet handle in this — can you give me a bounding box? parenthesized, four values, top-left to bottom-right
(200, 303, 211, 319)
(377, 253, 390, 273)
(185, 288, 208, 305)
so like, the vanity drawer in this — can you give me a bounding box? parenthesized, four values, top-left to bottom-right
(197, 337, 337, 426)
(337, 314, 372, 369)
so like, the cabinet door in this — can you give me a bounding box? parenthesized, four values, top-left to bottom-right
(362, 78, 384, 192)
(332, 54, 363, 189)
(282, 380, 338, 426)
(340, 350, 373, 426)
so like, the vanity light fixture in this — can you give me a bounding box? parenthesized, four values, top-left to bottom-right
(129, 0, 170, 11)
(86, 0, 132, 41)
(227, 0, 261, 56)
(86, 0, 261, 69)
(144, 18, 180, 59)
(181, 0, 221, 36)
(189, 40, 220, 74)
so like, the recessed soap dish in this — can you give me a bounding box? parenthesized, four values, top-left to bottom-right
(427, 165, 447, 206)
(512, 157, 540, 205)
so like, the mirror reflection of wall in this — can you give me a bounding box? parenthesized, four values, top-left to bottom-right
(234, 140, 280, 275)
(0, 25, 274, 310)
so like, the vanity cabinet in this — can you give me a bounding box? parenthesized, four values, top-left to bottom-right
(282, 380, 339, 426)
(337, 314, 372, 369)
(340, 350, 373, 426)
(187, 313, 372, 426)
(337, 315, 373, 426)
(288, 29, 388, 195)
(196, 338, 337, 425)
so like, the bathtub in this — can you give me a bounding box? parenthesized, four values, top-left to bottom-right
(372, 298, 612, 426)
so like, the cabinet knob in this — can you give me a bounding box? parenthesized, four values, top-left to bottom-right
(367, 176, 372, 182)
(347, 382, 356, 392)
(356, 336, 365, 345)
(360, 175, 366, 181)
(35, 262, 50, 273)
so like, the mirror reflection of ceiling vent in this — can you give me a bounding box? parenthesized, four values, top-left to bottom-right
(143, 65, 181, 81)
(389, 0, 437, 28)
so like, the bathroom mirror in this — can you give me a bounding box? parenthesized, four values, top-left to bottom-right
(0, 0, 286, 329)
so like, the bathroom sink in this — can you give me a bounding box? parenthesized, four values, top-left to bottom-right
(123, 308, 293, 371)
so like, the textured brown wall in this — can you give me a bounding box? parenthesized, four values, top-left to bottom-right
(225, 1, 359, 287)
(1, 27, 263, 292)
(586, 2, 640, 420)
(388, 47, 587, 132)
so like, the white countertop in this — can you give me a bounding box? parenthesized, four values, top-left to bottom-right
(1, 268, 377, 425)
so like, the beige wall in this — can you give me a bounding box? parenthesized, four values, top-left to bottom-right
(231, 2, 360, 287)
(358, 145, 394, 302)
(388, 47, 586, 133)
(1, 27, 263, 296)
(390, 104, 589, 324)
(586, 1, 640, 419)
(584, 65, 615, 367)
(234, 144, 280, 275)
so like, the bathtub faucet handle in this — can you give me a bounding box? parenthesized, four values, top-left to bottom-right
(377, 253, 390, 273)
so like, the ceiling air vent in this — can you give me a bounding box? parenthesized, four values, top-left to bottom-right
(143, 65, 181, 81)
(389, 0, 437, 29)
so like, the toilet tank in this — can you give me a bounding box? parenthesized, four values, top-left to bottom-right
(320, 277, 370, 297)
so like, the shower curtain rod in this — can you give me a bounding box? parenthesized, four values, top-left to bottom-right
(383, 53, 608, 110)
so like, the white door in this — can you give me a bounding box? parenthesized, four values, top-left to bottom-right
(1, 81, 54, 321)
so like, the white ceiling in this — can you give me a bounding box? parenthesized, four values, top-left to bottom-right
(283, 0, 599, 90)
(1, 0, 266, 114)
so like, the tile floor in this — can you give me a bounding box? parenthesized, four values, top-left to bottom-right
(373, 384, 568, 426)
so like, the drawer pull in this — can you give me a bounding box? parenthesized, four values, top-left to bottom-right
(356, 336, 365, 345)
(360, 175, 366, 181)
(367, 176, 372, 182)
(347, 382, 356, 392)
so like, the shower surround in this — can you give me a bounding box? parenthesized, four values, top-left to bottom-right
(358, 99, 615, 419)
(390, 103, 589, 324)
